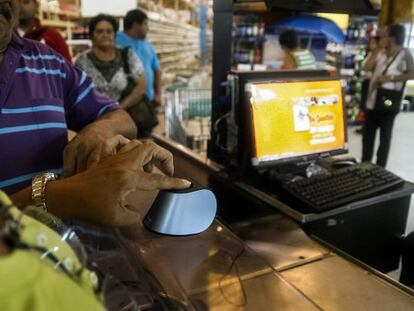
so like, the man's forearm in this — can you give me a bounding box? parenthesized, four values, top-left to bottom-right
(9, 187, 32, 209)
(89, 109, 137, 139)
(9, 180, 77, 219)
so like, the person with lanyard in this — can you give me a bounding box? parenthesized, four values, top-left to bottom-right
(279, 29, 317, 70)
(361, 24, 414, 168)
(0, 0, 190, 226)
(17, 0, 72, 62)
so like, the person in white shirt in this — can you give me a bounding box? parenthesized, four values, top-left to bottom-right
(361, 24, 414, 167)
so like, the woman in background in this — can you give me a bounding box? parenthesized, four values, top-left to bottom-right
(279, 29, 317, 70)
(75, 14, 147, 115)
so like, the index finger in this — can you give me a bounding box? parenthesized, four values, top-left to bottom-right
(136, 172, 191, 190)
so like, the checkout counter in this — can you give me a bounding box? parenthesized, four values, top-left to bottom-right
(122, 134, 414, 311)
(207, 0, 414, 275)
(75, 1, 414, 309)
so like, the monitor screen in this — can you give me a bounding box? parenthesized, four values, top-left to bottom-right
(248, 79, 347, 167)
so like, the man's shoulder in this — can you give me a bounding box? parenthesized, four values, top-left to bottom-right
(20, 36, 61, 56)
(141, 39, 157, 55)
(116, 32, 133, 44)
(144, 39, 156, 49)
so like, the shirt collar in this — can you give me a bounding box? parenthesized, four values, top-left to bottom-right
(9, 32, 32, 54)
(9, 32, 25, 50)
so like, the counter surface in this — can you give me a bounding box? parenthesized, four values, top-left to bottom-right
(77, 210, 414, 310)
(86, 135, 412, 310)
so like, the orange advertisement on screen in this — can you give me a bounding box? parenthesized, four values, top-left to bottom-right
(250, 80, 346, 164)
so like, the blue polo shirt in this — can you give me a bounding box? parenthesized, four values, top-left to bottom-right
(0, 34, 119, 194)
(116, 32, 160, 101)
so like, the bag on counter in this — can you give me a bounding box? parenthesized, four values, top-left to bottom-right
(120, 48, 158, 135)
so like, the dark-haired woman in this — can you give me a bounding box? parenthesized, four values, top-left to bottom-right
(75, 14, 147, 118)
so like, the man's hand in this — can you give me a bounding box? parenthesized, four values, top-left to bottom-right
(62, 110, 137, 178)
(62, 131, 130, 178)
(153, 93, 162, 108)
(51, 140, 191, 226)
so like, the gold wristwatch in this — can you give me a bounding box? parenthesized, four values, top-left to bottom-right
(31, 173, 58, 212)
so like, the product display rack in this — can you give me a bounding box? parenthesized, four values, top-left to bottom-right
(148, 18, 201, 84)
(37, 0, 80, 32)
(139, 0, 211, 84)
(232, 15, 266, 69)
(36, 0, 80, 57)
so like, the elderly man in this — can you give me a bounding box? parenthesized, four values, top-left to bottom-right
(0, 0, 189, 226)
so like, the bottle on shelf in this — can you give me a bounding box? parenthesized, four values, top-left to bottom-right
(347, 24, 354, 41)
(232, 15, 266, 67)
(259, 22, 265, 37)
(254, 47, 262, 64)
(353, 24, 360, 40)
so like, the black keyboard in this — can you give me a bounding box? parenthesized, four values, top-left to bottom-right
(280, 162, 405, 213)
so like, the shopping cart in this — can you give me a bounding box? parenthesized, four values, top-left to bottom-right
(165, 87, 212, 154)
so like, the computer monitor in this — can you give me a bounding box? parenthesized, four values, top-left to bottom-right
(246, 79, 348, 168)
(225, 70, 331, 169)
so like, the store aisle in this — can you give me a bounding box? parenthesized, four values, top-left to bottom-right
(347, 112, 414, 234)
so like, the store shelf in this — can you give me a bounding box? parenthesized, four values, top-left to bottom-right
(37, 0, 79, 29)
(149, 19, 198, 30)
(41, 19, 74, 29)
(160, 52, 196, 63)
(157, 46, 199, 54)
(44, 8, 79, 18)
(147, 15, 203, 83)
(140, 0, 196, 12)
(66, 39, 92, 46)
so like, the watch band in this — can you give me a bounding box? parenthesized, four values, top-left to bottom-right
(31, 173, 58, 212)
